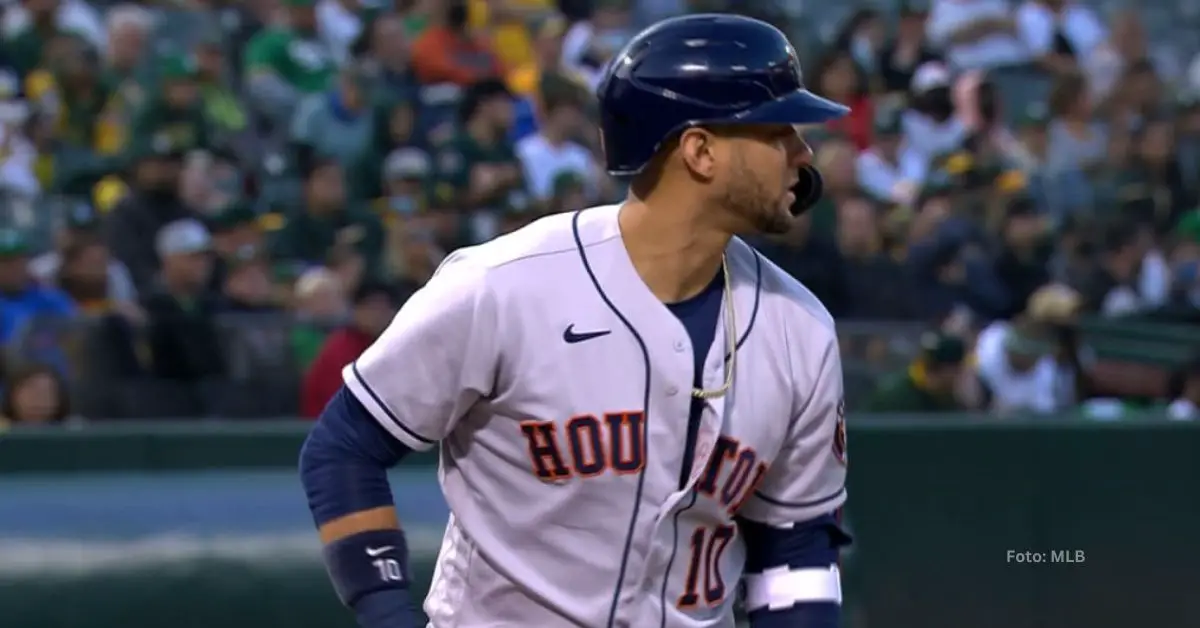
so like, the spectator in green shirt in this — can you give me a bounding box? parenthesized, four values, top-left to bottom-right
(866, 331, 968, 413)
(270, 158, 385, 279)
(243, 0, 337, 125)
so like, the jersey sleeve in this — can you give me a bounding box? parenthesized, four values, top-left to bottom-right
(738, 337, 847, 525)
(342, 254, 498, 451)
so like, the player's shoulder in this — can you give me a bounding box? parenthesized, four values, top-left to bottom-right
(436, 204, 621, 278)
(733, 237, 837, 341)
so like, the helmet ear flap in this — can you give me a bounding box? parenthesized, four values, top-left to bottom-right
(789, 165, 824, 216)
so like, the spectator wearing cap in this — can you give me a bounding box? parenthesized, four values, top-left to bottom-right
(271, 158, 385, 278)
(30, 202, 137, 304)
(432, 78, 528, 244)
(516, 75, 600, 205)
(994, 196, 1053, 316)
(142, 218, 225, 381)
(300, 280, 399, 418)
(244, 0, 337, 124)
(857, 105, 926, 206)
(206, 201, 268, 293)
(102, 4, 153, 107)
(105, 130, 193, 294)
(194, 28, 248, 138)
(126, 53, 211, 161)
(547, 170, 588, 214)
(877, 4, 941, 97)
(290, 62, 377, 185)
(219, 248, 280, 313)
(0, 228, 74, 344)
(376, 146, 432, 223)
(410, 0, 502, 87)
(975, 315, 1074, 414)
(902, 62, 971, 169)
(3, 0, 105, 78)
(866, 331, 968, 412)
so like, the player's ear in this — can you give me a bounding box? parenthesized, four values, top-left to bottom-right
(677, 127, 718, 181)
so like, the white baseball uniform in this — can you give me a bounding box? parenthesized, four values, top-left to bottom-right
(345, 204, 847, 627)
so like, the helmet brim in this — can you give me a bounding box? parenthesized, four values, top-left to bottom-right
(730, 89, 851, 125)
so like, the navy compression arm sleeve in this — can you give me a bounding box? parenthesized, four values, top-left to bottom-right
(740, 513, 851, 628)
(300, 385, 411, 524)
(300, 386, 416, 627)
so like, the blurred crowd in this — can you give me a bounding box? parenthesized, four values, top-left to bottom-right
(1, 0, 1200, 425)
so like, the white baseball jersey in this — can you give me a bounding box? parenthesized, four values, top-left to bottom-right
(345, 204, 848, 628)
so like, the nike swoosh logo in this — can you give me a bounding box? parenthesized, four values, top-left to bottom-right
(563, 325, 611, 344)
(365, 546, 395, 557)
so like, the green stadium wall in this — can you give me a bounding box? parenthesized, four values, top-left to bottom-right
(1, 417, 1197, 628)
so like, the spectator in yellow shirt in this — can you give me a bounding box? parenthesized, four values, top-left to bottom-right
(468, 0, 552, 71)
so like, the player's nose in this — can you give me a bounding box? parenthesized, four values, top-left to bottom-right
(786, 133, 813, 168)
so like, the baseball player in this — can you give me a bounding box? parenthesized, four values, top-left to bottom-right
(300, 13, 851, 628)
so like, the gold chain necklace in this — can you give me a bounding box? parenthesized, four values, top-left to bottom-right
(692, 255, 736, 400)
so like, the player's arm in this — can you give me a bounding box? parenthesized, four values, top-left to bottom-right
(735, 336, 850, 628)
(299, 255, 498, 628)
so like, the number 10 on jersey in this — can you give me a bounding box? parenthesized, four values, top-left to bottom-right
(677, 524, 736, 609)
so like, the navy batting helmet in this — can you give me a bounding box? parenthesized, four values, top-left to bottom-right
(596, 14, 849, 177)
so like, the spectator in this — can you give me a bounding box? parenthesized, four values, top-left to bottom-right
(301, 280, 398, 417)
(561, 0, 634, 91)
(126, 53, 213, 162)
(866, 331, 967, 412)
(105, 142, 192, 294)
(975, 316, 1069, 414)
(4, 0, 105, 78)
(29, 202, 136, 303)
(291, 266, 347, 372)
(857, 105, 925, 206)
(754, 211, 848, 317)
(317, 0, 365, 65)
(1015, 0, 1106, 75)
(878, 4, 940, 96)
(0, 228, 74, 345)
(837, 194, 913, 319)
(194, 29, 249, 140)
(926, 0, 1029, 71)
(142, 218, 225, 381)
(271, 158, 385, 278)
(834, 9, 888, 77)
(516, 74, 598, 205)
(994, 196, 1053, 316)
(243, 0, 337, 123)
(505, 12, 571, 98)
(1045, 71, 1106, 176)
(410, 0, 502, 87)
(1073, 221, 1149, 316)
(0, 363, 72, 425)
(0, 71, 38, 200)
(375, 147, 435, 239)
(290, 62, 376, 178)
(220, 251, 279, 313)
(433, 78, 528, 243)
(903, 62, 971, 169)
(811, 48, 874, 150)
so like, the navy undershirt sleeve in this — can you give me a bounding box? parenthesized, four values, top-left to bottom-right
(300, 386, 413, 526)
(740, 514, 850, 628)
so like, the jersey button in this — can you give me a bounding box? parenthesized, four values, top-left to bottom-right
(666, 385, 679, 396)
(673, 340, 686, 352)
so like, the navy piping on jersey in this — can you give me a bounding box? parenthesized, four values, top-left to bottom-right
(572, 210, 655, 628)
(655, 252, 761, 628)
(572, 210, 764, 627)
(350, 362, 436, 446)
(755, 485, 846, 509)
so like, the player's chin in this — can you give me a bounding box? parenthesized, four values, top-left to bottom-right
(756, 202, 795, 235)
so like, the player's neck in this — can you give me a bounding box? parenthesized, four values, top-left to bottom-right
(618, 198, 731, 304)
